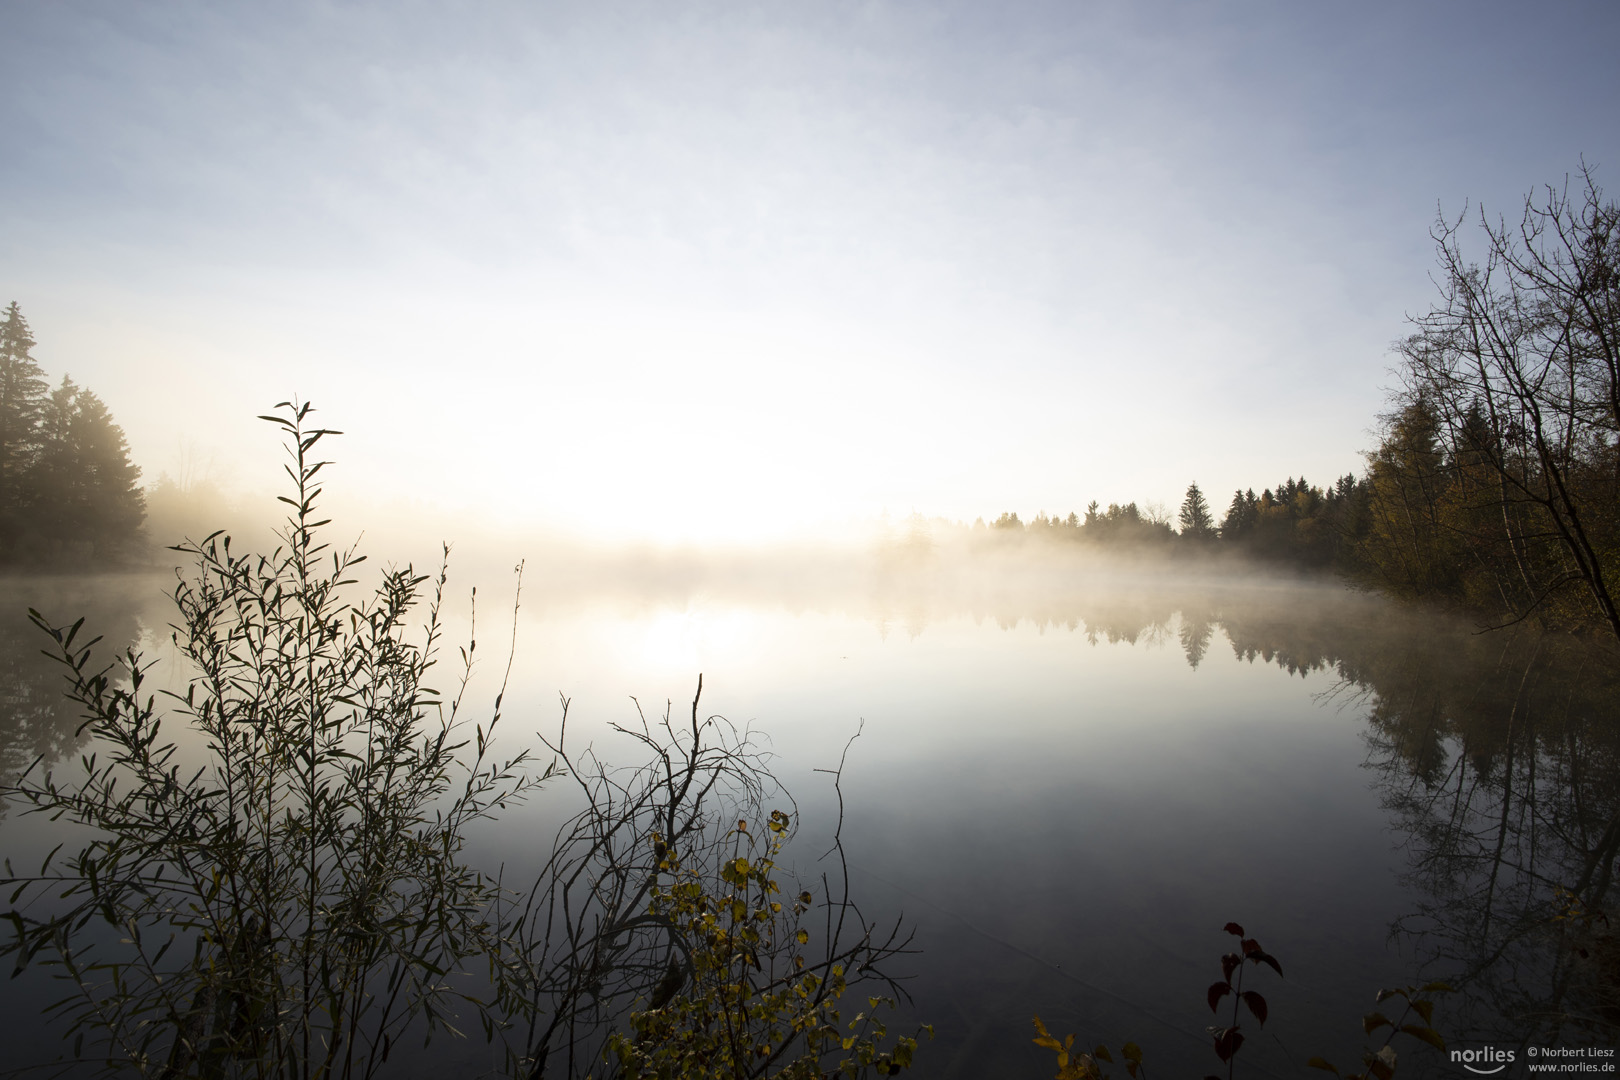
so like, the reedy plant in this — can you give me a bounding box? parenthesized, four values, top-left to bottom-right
(503, 698, 922, 1079)
(1, 400, 549, 1080)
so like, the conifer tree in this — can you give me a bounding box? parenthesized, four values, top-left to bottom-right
(1178, 482, 1216, 540)
(1221, 489, 1258, 542)
(0, 302, 47, 536)
(30, 377, 145, 560)
(0, 304, 145, 564)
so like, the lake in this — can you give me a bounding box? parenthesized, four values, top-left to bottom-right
(2, 558, 1616, 1078)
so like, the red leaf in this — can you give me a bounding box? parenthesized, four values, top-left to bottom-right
(1241, 937, 1261, 957)
(1251, 950, 1285, 978)
(1223, 922, 1245, 937)
(1208, 981, 1233, 1012)
(1242, 990, 1268, 1026)
(1213, 1027, 1245, 1062)
(1221, 953, 1241, 982)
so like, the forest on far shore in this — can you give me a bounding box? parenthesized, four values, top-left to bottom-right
(958, 471, 1363, 571)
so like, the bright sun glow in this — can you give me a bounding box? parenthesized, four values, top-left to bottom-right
(641, 608, 762, 674)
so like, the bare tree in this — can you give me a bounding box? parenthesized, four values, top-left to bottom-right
(1391, 163, 1620, 643)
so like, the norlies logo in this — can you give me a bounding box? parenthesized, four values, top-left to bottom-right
(1453, 1047, 1517, 1075)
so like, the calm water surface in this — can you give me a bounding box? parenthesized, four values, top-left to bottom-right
(2, 567, 1615, 1077)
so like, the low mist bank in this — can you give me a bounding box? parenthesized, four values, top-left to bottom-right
(135, 491, 1357, 623)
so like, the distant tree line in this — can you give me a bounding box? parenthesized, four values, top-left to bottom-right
(973, 170, 1620, 646)
(1211, 475, 1369, 567)
(0, 303, 145, 566)
(973, 474, 1369, 570)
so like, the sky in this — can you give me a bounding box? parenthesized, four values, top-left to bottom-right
(2, 0, 1618, 544)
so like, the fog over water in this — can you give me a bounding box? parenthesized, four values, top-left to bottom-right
(3, 542, 1614, 1077)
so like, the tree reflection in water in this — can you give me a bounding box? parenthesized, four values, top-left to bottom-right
(874, 578, 1620, 1051)
(0, 575, 153, 820)
(1356, 631, 1620, 1048)
(1168, 593, 1618, 1051)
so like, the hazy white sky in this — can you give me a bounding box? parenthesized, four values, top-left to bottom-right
(3, 1, 1617, 543)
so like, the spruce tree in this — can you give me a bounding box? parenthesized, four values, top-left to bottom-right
(31, 377, 145, 560)
(1178, 482, 1216, 540)
(0, 305, 146, 564)
(71, 385, 145, 555)
(1221, 488, 1258, 542)
(0, 302, 48, 544)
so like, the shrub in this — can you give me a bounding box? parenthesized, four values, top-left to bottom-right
(2, 401, 546, 1078)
